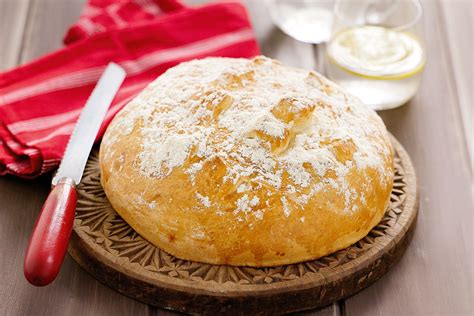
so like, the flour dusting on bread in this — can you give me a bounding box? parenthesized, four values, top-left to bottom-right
(104, 56, 392, 219)
(100, 56, 395, 266)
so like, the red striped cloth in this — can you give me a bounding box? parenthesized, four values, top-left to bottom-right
(0, 0, 260, 178)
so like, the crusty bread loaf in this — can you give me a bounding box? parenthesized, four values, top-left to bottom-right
(99, 56, 394, 266)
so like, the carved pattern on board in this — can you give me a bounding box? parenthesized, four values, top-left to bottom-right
(75, 149, 408, 286)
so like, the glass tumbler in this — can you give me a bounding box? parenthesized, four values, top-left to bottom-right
(325, 0, 425, 110)
(266, 0, 335, 44)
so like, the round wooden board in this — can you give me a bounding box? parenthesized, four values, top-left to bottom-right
(68, 135, 418, 314)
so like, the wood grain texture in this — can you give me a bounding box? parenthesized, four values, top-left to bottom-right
(0, 176, 148, 316)
(68, 138, 417, 314)
(178, 3, 332, 315)
(344, 0, 473, 315)
(0, 0, 472, 315)
(243, 0, 316, 70)
(19, 0, 86, 62)
(0, 0, 30, 70)
(0, 0, 149, 315)
(439, 0, 473, 168)
(182, 3, 326, 315)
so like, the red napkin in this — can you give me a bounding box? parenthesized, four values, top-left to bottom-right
(0, 0, 260, 178)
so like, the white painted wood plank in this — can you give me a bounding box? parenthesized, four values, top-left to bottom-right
(0, 0, 30, 70)
(440, 0, 473, 168)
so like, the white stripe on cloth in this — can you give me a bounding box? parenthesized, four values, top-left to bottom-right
(0, 28, 254, 107)
(42, 162, 61, 168)
(6, 163, 24, 173)
(82, 4, 102, 18)
(8, 80, 144, 134)
(26, 124, 74, 146)
(121, 28, 255, 75)
(4, 140, 20, 149)
(134, 0, 162, 15)
(78, 18, 97, 35)
(8, 108, 82, 134)
(25, 94, 134, 147)
(43, 159, 61, 165)
(0, 67, 104, 106)
(106, 3, 127, 27)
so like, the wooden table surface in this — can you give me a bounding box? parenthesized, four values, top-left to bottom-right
(0, 0, 472, 315)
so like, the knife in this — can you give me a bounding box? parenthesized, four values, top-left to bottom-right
(24, 63, 126, 286)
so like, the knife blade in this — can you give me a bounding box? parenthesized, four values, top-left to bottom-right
(24, 63, 126, 286)
(52, 62, 126, 185)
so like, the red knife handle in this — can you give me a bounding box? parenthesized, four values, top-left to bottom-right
(24, 177, 77, 286)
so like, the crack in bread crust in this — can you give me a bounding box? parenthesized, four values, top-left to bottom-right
(99, 56, 394, 266)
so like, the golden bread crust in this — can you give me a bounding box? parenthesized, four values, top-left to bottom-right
(99, 56, 393, 266)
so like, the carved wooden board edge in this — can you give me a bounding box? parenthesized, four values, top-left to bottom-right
(68, 134, 418, 314)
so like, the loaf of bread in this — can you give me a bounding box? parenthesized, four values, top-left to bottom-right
(99, 56, 394, 266)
